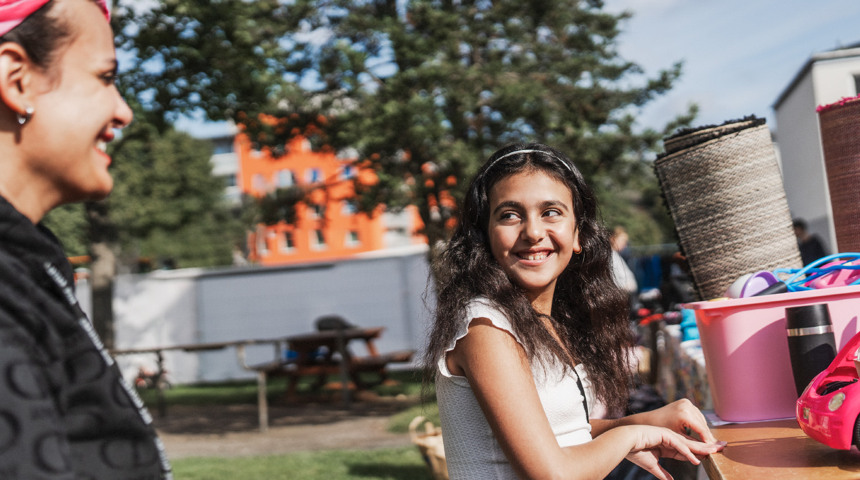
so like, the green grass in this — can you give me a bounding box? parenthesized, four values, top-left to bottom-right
(140, 370, 442, 479)
(171, 447, 433, 480)
(137, 379, 266, 406)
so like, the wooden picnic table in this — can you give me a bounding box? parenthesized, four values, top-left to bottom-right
(246, 327, 414, 430)
(111, 326, 414, 432)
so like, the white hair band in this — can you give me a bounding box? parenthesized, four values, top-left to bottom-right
(488, 148, 574, 173)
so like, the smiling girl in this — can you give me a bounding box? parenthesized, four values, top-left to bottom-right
(427, 144, 723, 479)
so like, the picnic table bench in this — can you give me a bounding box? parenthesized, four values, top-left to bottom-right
(111, 326, 414, 431)
(244, 327, 415, 430)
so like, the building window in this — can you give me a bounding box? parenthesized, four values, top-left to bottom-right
(346, 230, 361, 247)
(212, 138, 233, 155)
(252, 173, 267, 192)
(277, 169, 295, 187)
(340, 165, 356, 180)
(267, 232, 278, 249)
(342, 200, 358, 215)
(310, 204, 325, 219)
(311, 229, 326, 249)
(307, 168, 323, 184)
(281, 231, 295, 252)
(223, 174, 237, 188)
(854, 74, 860, 96)
(256, 231, 269, 256)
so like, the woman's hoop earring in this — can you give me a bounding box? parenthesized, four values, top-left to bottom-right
(16, 106, 34, 126)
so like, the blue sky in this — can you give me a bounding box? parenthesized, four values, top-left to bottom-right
(604, 0, 860, 133)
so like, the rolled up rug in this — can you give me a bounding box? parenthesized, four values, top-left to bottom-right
(654, 117, 803, 300)
(817, 95, 860, 253)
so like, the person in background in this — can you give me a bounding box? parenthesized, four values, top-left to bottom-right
(611, 226, 638, 301)
(793, 218, 829, 266)
(611, 225, 634, 267)
(0, 0, 171, 478)
(427, 144, 723, 479)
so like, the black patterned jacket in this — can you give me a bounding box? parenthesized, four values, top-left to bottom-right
(0, 196, 171, 479)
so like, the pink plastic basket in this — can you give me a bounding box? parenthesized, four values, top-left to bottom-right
(685, 285, 860, 422)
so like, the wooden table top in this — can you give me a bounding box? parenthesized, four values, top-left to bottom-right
(285, 327, 384, 344)
(704, 419, 860, 479)
(110, 328, 386, 356)
(111, 337, 289, 355)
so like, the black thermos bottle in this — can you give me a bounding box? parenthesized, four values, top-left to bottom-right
(785, 303, 837, 396)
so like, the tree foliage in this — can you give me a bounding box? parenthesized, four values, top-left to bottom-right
(113, 0, 300, 131)
(115, 0, 694, 249)
(43, 203, 88, 257)
(46, 122, 244, 271)
(110, 122, 246, 269)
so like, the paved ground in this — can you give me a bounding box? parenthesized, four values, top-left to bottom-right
(155, 393, 425, 459)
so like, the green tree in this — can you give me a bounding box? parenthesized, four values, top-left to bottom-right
(109, 123, 244, 269)
(116, 0, 693, 255)
(48, 125, 242, 269)
(112, 0, 298, 131)
(43, 203, 88, 257)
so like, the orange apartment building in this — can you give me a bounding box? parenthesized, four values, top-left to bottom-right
(234, 134, 425, 266)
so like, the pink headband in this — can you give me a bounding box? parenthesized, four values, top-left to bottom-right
(0, 0, 109, 37)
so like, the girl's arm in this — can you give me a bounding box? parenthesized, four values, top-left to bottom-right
(447, 318, 721, 480)
(590, 400, 719, 444)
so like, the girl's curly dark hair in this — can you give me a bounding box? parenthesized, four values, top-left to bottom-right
(425, 143, 633, 414)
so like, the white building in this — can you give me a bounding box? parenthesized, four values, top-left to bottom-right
(773, 42, 860, 252)
(78, 246, 431, 384)
(198, 124, 242, 205)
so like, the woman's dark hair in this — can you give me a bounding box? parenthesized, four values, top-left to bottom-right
(425, 143, 633, 414)
(0, 1, 77, 71)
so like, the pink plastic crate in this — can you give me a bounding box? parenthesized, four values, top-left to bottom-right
(685, 285, 860, 422)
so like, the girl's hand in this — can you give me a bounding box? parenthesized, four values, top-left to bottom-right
(624, 425, 724, 480)
(637, 399, 718, 444)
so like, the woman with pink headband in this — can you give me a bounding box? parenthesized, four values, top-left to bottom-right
(0, 1, 170, 478)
